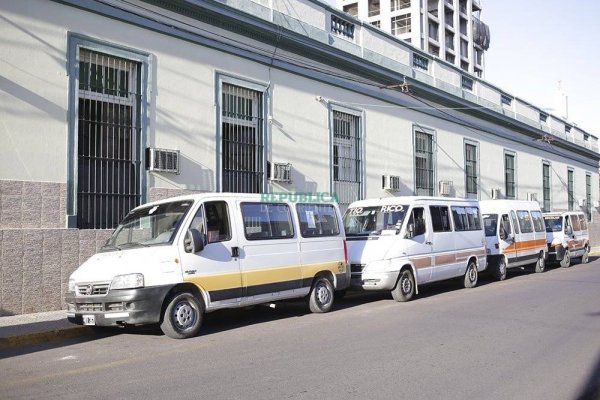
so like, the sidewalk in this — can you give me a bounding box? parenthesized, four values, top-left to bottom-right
(0, 310, 93, 349)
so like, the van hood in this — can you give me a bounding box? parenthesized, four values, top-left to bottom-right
(347, 236, 401, 265)
(70, 246, 181, 285)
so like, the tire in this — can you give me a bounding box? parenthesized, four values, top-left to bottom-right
(308, 277, 334, 313)
(581, 245, 590, 264)
(463, 260, 478, 288)
(391, 269, 415, 302)
(160, 292, 203, 339)
(492, 257, 507, 281)
(534, 252, 546, 273)
(560, 249, 571, 268)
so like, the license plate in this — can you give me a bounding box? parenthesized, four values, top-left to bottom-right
(82, 315, 96, 325)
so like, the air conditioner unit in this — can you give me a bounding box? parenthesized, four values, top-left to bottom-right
(527, 193, 538, 202)
(146, 148, 180, 174)
(491, 188, 501, 199)
(382, 175, 401, 191)
(439, 180, 452, 196)
(268, 162, 292, 183)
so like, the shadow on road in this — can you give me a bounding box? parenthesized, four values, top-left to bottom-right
(575, 350, 600, 400)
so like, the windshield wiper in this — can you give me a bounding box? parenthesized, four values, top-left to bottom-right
(101, 243, 121, 251)
(118, 242, 151, 249)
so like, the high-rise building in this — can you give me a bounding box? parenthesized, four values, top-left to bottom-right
(337, 0, 490, 77)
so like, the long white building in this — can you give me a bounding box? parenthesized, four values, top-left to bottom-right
(0, 0, 598, 315)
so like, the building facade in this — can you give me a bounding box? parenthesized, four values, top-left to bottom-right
(0, 0, 598, 315)
(338, 0, 490, 77)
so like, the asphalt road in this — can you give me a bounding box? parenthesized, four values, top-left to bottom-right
(1, 260, 599, 400)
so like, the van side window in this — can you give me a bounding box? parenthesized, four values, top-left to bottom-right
(296, 204, 340, 237)
(530, 210, 545, 233)
(452, 206, 481, 231)
(564, 216, 571, 233)
(466, 207, 482, 230)
(430, 206, 452, 232)
(516, 210, 533, 233)
(578, 214, 588, 230)
(510, 211, 520, 234)
(501, 214, 512, 235)
(241, 203, 294, 240)
(571, 214, 581, 231)
(406, 207, 426, 237)
(204, 201, 231, 243)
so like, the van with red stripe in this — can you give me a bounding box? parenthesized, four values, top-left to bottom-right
(65, 194, 349, 338)
(481, 200, 547, 280)
(543, 211, 590, 268)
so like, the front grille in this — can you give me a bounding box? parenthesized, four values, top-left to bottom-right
(350, 264, 365, 273)
(76, 283, 110, 296)
(77, 303, 103, 312)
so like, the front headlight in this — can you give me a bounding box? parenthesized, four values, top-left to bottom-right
(68, 279, 76, 292)
(110, 273, 144, 290)
(551, 239, 562, 247)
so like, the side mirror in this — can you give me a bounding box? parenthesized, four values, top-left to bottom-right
(406, 223, 415, 239)
(184, 228, 205, 253)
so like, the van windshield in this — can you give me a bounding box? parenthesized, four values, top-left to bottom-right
(544, 216, 562, 233)
(343, 205, 408, 237)
(482, 214, 498, 237)
(102, 201, 193, 252)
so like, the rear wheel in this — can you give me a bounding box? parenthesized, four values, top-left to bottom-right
(160, 292, 203, 339)
(581, 245, 590, 264)
(463, 260, 478, 288)
(308, 277, 334, 313)
(560, 249, 571, 268)
(391, 269, 415, 302)
(534, 252, 546, 273)
(492, 257, 507, 281)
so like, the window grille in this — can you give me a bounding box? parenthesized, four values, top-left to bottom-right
(465, 143, 478, 198)
(221, 83, 265, 193)
(501, 94, 512, 107)
(77, 49, 141, 229)
(539, 112, 548, 123)
(412, 53, 429, 71)
(462, 76, 473, 91)
(504, 153, 516, 199)
(332, 111, 362, 208)
(567, 169, 574, 211)
(331, 15, 355, 39)
(391, 14, 411, 36)
(542, 163, 551, 212)
(415, 131, 434, 195)
(390, 0, 410, 12)
(586, 174, 592, 221)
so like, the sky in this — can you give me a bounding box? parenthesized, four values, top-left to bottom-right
(482, 0, 600, 135)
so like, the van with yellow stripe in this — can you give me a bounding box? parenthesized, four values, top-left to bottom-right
(543, 211, 590, 268)
(65, 193, 349, 338)
(481, 200, 547, 280)
(344, 197, 487, 302)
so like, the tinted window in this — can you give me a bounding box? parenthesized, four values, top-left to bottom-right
(466, 207, 482, 230)
(452, 206, 481, 231)
(516, 210, 533, 233)
(430, 206, 452, 232)
(510, 211, 520, 234)
(297, 204, 340, 237)
(530, 210, 545, 233)
(406, 207, 426, 237)
(571, 214, 581, 231)
(241, 203, 294, 240)
(483, 214, 497, 237)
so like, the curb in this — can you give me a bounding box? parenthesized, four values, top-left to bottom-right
(0, 326, 95, 350)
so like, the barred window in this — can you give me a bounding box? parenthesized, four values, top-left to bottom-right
(465, 142, 478, 198)
(415, 131, 434, 196)
(567, 169, 574, 211)
(332, 110, 362, 209)
(77, 49, 142, 229)
(542, 163, 551, 212)
(586, 174, 592, 221)
(221, 83, 265, 193)
(504, 153, 516, 200)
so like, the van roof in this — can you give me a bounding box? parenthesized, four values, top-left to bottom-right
(479, 200, 542, 212)
(348, 196, 479, 208)
(543, 211, 584, 218)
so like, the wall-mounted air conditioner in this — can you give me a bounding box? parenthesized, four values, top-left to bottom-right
(439, 180, 453, 196)
(268, 162, 292, 183)
(491, 188, 501, 199)
(382, 175, 401, 191)
(527, 193, 538, 202)
(146, 148, 180, 174)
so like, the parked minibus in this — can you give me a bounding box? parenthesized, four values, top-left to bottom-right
(343, 197, 487, 302)
(543, 211, 590, 267)
(66, 194, 349, 339)
(480, 200, 547, 280)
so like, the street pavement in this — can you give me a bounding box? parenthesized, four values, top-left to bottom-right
(0, 260, 599, 399)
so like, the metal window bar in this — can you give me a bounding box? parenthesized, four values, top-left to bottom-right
(567, 170, 574, 211)
(415, 131, 434, 196)
(391, 0, 410, 12)
(77, 49, 141, 229)
(586, 174, 592, 221)
(413, 53, 429, 71)
(221, 83, 264, 194)
(504, 154, 515, 199)
(465, 143, 477, 196)
(391, 15, 411, 35)
(542, 164, 551, 212)
(333, 111, 361, 208)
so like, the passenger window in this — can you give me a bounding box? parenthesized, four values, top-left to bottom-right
(429, 206, 452, 232)
(190, 201, 231, 243)
(241, 203, 294, 240)
(571, 215, 581, 231)
(466, 207, 482, 230)
(501, 214, 512, 235)
(451, 206, 467, 231)
(530, 211, 545, 233)
(406, 207, 426, 237)
(564, 216, 571, 234)
(296, 204, 340, 237)
(510, 211, 520, 234)
(516, 210, 533, 233)
(578, 215, 588, 230)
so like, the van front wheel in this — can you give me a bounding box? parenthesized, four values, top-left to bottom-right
(392, 269, 415, 302)
(534, 252, 546, 273)
(560, 250, 571, 268)
(463, 261, 478, 288)
(308, 277, 334, 313)
(160, 292, 203, 339)
(581, 246, 590, 264)
(492, 258, 507, 281)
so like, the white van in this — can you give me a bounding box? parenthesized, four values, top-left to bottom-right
(66, 194, 349, 339)
(543, 211, 590, 267)
(343, 197, 487, 301)
(480, 200, 547, 280)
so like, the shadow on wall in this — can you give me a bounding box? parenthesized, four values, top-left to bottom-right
(150, 153, 215, 193)
(0, 76, 65, 121)
(0, 309, 15, 317)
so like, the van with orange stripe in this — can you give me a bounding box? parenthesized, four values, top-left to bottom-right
(343, 197, 487, 302)
(543, 211, 590, 268)
(65, 194, 349, 338)
(481, 200, 547, 280)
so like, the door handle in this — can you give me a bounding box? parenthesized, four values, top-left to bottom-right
(425, 241, 433, 245)
(231, 246, 239, 258)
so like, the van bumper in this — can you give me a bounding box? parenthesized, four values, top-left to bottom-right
(351, 270, 398, 291)
(65, 285, 174, 327)
(547, 244, 565, 261)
